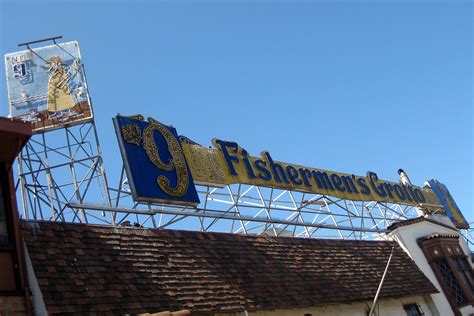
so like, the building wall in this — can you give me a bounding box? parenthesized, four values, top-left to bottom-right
(214, 295, 436, 316)
(0, 120, 32, 315)
(0, 296, 28, 315)
(388, 218, 474, 316)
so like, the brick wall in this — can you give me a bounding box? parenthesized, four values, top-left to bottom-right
(0, 296, 28, 316)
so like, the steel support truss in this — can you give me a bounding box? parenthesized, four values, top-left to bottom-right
(64, 164, 427, 240)
(17, 126, 471, 241)
(17, 122, 113, 224)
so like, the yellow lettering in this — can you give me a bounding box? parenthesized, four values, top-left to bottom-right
(142, 117, 188, 197)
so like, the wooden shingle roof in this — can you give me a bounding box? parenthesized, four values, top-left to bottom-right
(22, 220, 437, 315)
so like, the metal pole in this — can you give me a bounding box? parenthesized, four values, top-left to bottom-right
(41, 133, 56, 220)
(368, 246, 395, 316)
(65, 127, 85, 222)
(18, 36, 63, 47)
(17, 154, 28, 219)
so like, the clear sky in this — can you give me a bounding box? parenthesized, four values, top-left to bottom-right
(1, 1, 472, 229)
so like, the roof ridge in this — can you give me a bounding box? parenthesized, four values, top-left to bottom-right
(21, 219, 396, 244)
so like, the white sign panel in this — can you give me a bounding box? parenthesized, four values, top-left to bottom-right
(5, 41, 93, 132)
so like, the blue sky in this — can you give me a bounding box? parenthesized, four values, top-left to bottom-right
(1, 1, 472, 227)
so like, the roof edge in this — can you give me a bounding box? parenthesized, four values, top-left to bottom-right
(387, 216, 458, 232)
(21, 219, 398, 244)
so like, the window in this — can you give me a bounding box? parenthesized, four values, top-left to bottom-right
(453, 257, 474, 293)
(435, 259, 466, 306)
(403, 303, 423, 316)
(418, 235, 474, 314)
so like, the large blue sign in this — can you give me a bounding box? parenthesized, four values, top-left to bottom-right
(114, 115, 200, 206)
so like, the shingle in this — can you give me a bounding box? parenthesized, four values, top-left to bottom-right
(22, 220, 437, 315)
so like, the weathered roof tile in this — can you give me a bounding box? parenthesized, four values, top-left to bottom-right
(22, 220, 437, 315)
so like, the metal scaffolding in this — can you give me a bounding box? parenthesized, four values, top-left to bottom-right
(69, 177, 421, 239)
(16, 122, 465, 241)
(9, 36, 471, 242)
(17, 122, 113, 224)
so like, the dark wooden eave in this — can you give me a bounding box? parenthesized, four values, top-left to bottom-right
(0, 117, 32, 164)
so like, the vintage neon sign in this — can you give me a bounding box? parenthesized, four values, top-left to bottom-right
(114, 115, 199, 206)
(5, 41, 93, 132)
(114, 115, 468, 229)
(211, 139, 428, 205)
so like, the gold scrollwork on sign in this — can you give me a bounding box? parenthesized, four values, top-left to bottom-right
(122, 124, 142, 146)
(121, 117, 189, 197)
(182, 144, 224, 185)
(142, 117, 189, 197)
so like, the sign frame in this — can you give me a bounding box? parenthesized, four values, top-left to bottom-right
(4, 41, 94, 133)
(113, 115, 200, 207)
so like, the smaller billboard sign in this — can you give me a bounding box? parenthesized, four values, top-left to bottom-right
(113, 115, 200, 206)
(4, 41, 93, 132)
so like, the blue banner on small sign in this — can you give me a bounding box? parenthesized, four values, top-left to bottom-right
(427, 179, 468, 229)
(114, 115, 200, 206)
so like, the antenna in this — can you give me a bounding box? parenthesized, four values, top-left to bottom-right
(18, 36, 63, 49)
